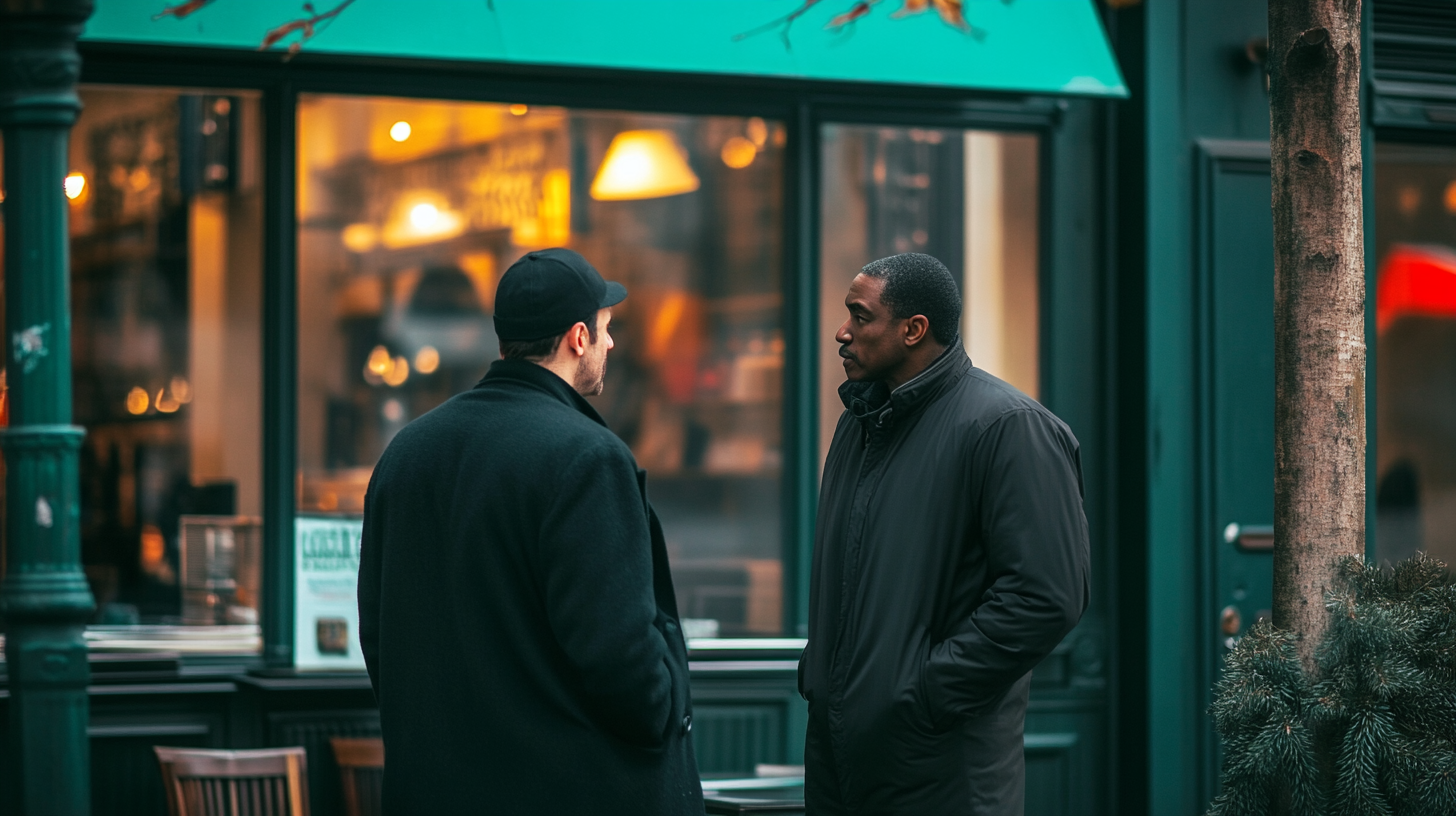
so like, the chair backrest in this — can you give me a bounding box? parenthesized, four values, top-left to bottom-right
(329, 737, 384, 816)
(154, 746, 310, 816)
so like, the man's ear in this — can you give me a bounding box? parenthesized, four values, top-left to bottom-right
(566, 321, 591, 357)
(903, 315, 931, 347)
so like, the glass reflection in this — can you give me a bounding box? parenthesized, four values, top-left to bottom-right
(819, 125, 1040, 465)
(297, 96, 786, 635)
(1374, 143, 1456, 569)
(0, 88, 265, 636)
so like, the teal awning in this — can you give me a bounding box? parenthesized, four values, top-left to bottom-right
(84, 0, 1127, 98)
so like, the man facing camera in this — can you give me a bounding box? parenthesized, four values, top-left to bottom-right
(358, 248, 702, 815)
(801, 253, 1090, 816)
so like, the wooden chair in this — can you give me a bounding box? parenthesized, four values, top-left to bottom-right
(154, 746, 310, 816)
(329, 737, 384, 816)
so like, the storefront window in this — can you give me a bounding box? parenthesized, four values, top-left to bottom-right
(1374, 143, 1456, 569)
(297, 95, 787, 636)
(0, 87, 265, 644)
(819, 125, 1040, 462)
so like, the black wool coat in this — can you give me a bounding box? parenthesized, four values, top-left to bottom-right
(359, 359, 704, 816)
(800, 345, 1090, 816)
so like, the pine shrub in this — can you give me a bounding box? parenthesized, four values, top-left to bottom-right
(1209, 554, 1456, 816)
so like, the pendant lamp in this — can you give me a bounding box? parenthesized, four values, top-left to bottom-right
(590, 129, 700, 201)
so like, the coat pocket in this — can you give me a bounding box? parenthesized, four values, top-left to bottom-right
(656, 613, 692, 741)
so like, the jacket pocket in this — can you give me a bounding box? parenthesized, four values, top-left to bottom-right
(656, 614, 692, 741)
(913, 642, 952, 735)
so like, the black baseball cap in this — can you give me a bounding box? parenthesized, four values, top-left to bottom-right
(492, 248, 627, 342)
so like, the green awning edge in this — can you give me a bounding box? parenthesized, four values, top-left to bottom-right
(84, 0, 1128, 99)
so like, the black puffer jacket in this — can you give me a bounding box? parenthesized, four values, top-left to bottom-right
(800, 345, 1089, 816)
(359, 359, 703, 815)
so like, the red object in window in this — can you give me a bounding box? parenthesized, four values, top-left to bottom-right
(1377, 244, 1456, 333)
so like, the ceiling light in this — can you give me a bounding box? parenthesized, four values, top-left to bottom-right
(126, 387, 150, 415)
(590, 130, 700, 201)
(721, 136, 757, 169)
(64, 172, 86, 200)
(390, 121, 412, 142)
(414, 346, 441, 374)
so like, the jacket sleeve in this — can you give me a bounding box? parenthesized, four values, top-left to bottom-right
(921, 408, 1091, 722)
(537, 439, 677, 747)
(358, 466, 384, 700)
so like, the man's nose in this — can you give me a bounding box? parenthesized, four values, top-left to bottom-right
(836, 320, 852, 343)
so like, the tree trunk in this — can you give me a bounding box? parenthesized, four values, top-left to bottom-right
(1269, 0, 1366, 675)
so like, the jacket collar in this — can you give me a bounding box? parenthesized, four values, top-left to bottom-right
(839, 341, 970, 432)
(476, 358, 608, 429)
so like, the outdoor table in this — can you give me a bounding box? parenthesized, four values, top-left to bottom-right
(701, 775, 806, 814)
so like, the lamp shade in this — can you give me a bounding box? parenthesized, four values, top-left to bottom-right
(590, 129, 700, 201)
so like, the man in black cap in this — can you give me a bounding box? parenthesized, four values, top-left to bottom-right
(358, 248, 703, 815)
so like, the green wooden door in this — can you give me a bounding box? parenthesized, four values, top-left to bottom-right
(1196, 140, 1276, 796)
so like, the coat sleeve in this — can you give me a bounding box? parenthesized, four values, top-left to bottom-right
(358, 465, 385, 700)
(537, 439, 677, 747)
(920, 408, 1091, 722)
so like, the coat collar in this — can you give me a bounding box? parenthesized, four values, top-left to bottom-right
(839, 341, 971, 433)
(476, 358, 608, 429)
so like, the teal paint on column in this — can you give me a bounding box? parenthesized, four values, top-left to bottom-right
(0, 2, 98, 814)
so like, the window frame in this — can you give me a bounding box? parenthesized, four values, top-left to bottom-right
(77, 42, 1063, 664)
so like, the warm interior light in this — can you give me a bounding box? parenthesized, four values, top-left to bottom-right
(1445, 180, 1456, 214)
(746, 117, 768, 147)
(721, 136, 757, 170)
(126, 386, 150, 415)
(382, 193, 465, 248)
(170, 376, 193, 404)
(414, 346, 441, 374)
(590, 130, 700, 201)
(509, 104, 529, 116)
(366, 346, 392, 376)
(410, 203, 441, 229)
(156, 388, 181, 414)
(64, 172, 86, 200)
(383, 356, 410, 387)
(341, 223, 379, 253)
(390, 121, 412, 142)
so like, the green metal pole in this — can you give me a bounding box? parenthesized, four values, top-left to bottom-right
(0, 2, 97, 814)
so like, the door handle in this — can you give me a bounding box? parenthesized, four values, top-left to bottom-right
(1223, 523, 1273, 552)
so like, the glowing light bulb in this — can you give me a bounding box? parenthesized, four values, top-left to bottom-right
(366, 345, 392, 376)
(414, 346, 440, 374)
(383, 356, 410, 387)
(156, 388, 181, 413)
(170, 376, 193, 404)
(390, 121, 412, 142)
(126, 387, 150, 415)
(64, 172, 86, 200)
(509, 104, 529, 116)
(410, 202, 440, 229)
(721, 137, 757, 169)
(341, 223, 379, 253)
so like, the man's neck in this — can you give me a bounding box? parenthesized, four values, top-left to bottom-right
(535, 357, 580, 393)
(885, 342, 948, 391)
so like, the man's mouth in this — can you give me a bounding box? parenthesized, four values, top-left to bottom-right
(839, 347, 856, 362)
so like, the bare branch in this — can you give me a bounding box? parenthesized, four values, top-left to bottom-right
(153, 0, 219, 21)
(259, 0, 357, 58)
(732, 0, 826, 49)
(736, 0, 973, 50)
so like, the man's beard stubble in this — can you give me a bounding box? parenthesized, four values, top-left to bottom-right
(574, 353, 606, 396)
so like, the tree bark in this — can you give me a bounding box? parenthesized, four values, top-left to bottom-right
(1269, 0, 1366, 676)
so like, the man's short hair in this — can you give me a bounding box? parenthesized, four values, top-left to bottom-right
(860, 253, 962, 346)
(499, 320, 599, 362)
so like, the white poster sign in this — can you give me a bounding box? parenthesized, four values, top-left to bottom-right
(294, 514, 366, 671)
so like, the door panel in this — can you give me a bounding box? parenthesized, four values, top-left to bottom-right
(1197, 140, 1276, 786)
